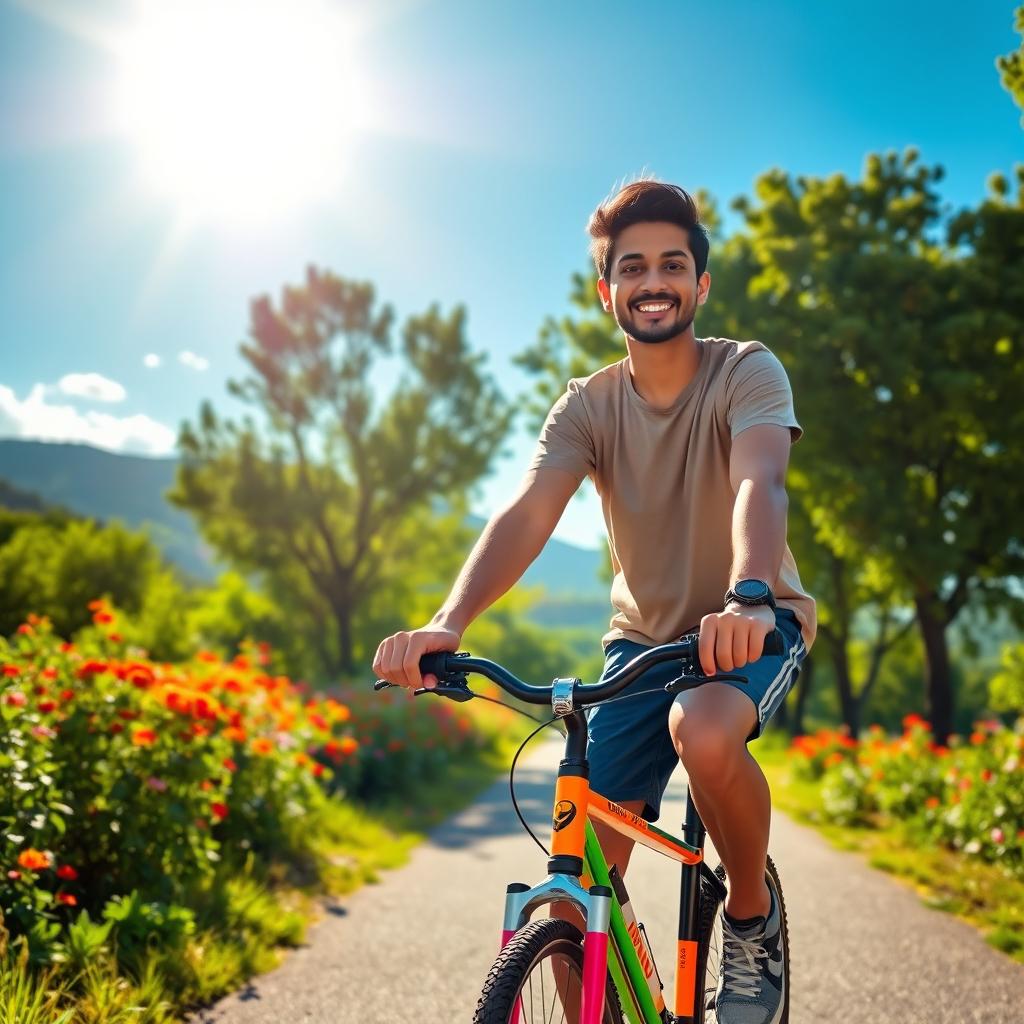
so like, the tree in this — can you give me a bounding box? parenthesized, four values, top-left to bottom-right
(171, 267, 513, 676)
(998, 6, 1024, 122)
(727, 152, 1024, 742)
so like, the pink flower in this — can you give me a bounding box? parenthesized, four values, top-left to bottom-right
(146, 776, 168, 792)
(991, 827, 1006, 845)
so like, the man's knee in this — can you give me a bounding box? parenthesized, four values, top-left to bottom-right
(669, 691, 754, 786)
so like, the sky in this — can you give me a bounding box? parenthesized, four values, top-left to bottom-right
(1, 0, 1021, 550)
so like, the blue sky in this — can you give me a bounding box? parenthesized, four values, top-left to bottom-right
(1, 0, 1021, 549)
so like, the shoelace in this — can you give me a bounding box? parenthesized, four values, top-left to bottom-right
(720, 919, 769, 999)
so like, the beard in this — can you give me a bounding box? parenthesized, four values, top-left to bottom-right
(615, 294, 697, 345)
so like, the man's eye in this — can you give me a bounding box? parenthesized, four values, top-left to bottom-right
(665, 262, 683, 271)
(621, 266, 640, 274)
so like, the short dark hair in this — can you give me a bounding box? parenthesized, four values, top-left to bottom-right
(588, 179, 710, 282)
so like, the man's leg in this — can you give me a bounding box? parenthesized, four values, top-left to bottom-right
(667, 684, 770, 919)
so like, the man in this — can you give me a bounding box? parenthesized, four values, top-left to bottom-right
(373, 179, 815, 1024)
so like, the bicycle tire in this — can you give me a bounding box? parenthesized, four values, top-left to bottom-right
(696, 855, 790, 1023)
(473, 917, 624, 1024)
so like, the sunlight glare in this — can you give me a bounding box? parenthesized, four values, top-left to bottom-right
(111, 0, 363, 227)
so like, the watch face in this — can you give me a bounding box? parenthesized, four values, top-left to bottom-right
(735, 579, 769, 601)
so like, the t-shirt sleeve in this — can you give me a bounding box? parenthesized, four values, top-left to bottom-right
(527, 381, 596, 482)
(725, 349, 803, 442)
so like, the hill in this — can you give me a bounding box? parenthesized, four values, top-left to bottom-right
(0, 440, 606, 604)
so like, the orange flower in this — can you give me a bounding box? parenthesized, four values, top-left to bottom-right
(312, 763, 325, 777)
(87, 599, 107, 611)
(223, 726, 247, 743)
(222, 757, 237, 772)
(309, 712, 329, 732)
(132, 728, 157, 746)
(56, 864, 78, 880)
(107, 632, 123, 643)
(17, 848, 52, 871)
(16, 623, 34, 636)
(251, 737, 274, 755)
(339, 736, 358, 756)
(56, 892, 77, 906)
(59, 642, 75, 653)
(925, 796, 940, 809)
(93, 611, 115, 625)
(197, 650, 220, 664)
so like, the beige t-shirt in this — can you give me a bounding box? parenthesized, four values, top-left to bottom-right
(529, 338, 816, 649)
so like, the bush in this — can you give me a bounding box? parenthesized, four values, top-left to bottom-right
(788, 714, 1024, 874)
(0, 600, 504, 968)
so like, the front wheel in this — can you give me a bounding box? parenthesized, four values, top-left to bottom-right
(696, 855, 790, 1023)
(473, 918, 623, 1024)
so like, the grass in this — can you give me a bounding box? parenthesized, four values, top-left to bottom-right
(754, 732, 1024, 963)
(0, 723, 532, 1023)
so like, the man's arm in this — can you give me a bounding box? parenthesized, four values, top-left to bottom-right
(373, 467, 580, 688)
(698, 424, 792, 675)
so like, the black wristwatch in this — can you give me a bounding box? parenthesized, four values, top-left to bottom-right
(724, 578, 776, 611)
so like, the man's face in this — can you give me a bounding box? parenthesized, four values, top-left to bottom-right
(597, 221, 708, 345)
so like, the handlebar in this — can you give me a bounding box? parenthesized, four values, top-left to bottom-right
(373, 628, 784, 707)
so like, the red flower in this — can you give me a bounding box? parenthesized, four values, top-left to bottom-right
(981, 769, 993, 783)
(60, 688, 75, 701)
(222, 758, 237, 772)
(77, 660, 110, 679)
(211, 802, 228, 820)
(56, 864, 78, 880)
(925, 796, 940, 809)
(4, 691, 27, 707)
(41, 667, 58, 680)
(93, 611, 115, 625)
(117, 709, 140, 721)
(16, 623, 34, 635)
(2, 664, 21, 677)
(56, 892, 77, 906)
(37, 700, 57, 713)
(107, 632, 122, 643)
(131, 728, 157, 746)
(59, 642, 75, 653)
(110, 723, 124, 734)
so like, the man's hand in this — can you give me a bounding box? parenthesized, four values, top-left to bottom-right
(372, 623, 462, 690)
(698, 604, 777, 676)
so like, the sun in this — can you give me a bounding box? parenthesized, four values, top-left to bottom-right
(109, 0, 364, 227)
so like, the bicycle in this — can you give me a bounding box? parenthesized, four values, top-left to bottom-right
(374, 630, 790, 1024)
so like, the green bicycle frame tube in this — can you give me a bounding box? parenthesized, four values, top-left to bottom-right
(583, 821, 663, 1024)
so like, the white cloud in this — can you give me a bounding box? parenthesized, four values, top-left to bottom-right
(0, 383, 176, 456)
(143, 353, 161, 368)
(179, 350, 209, 371)
(57, 372, 126, 403)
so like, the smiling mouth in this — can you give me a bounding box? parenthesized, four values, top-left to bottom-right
(632, 300, 676, 315)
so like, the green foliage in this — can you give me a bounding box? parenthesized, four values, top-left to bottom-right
(990, 641, 1024, 714)
(171, 267, 512, 674)
(0, 518, 161, 639)
(998, 6, 1024, 123)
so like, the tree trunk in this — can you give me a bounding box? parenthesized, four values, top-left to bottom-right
(827, 640, 860, 737)
(791, 653, 814, 737)
(914, 593, 954, 744)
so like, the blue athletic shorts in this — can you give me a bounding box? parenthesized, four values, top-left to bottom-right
(585, 609, 807, 823)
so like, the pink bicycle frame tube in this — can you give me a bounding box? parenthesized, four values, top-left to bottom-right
(580, 886, 613, 1024)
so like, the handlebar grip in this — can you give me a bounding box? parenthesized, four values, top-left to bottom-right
(763, 628, 784, 657)
(419, 651, 451, 680)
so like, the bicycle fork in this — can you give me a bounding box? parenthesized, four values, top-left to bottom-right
(501, 877, 613, 1024)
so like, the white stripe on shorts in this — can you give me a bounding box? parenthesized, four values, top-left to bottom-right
(758, 638, 806, 725)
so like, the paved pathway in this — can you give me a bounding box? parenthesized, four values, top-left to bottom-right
(190, 736, 1024, 1023)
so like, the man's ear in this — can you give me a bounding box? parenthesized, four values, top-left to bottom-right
(596, 277, 612, 312)
(697, 270, 711, 305)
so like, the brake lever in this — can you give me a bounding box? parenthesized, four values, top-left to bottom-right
(664, 671, 750, 694)
(373, 676, 476, 702)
